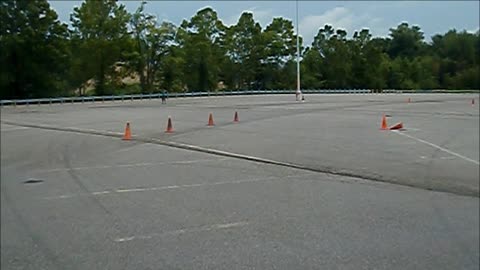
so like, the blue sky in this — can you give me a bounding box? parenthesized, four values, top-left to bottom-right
(49, 1, 479, 45)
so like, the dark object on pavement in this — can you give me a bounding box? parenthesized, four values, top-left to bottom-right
(161, 91, 168, 104)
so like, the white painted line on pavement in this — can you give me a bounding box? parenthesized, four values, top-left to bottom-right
(43, 174, 299, 200)
(392, 131, 479, 165)
(91, 191, 111, 195)
(56, 195, 75, 199)
(38, 158, 228, 173)
(113, 178, 265, 194)
(114, 221, 249, 242)
(1, 126, 30, 132)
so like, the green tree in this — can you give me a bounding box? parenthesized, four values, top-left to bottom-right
(127, 2, 177, 93)
(328, 29, 351, 88)
(349, 29, 371, 88)
(70, 0, 131, 95)
(363, 43, 389, 90)
(225, 12, 262, 89)
(156, 24, 185, 92)
(68, 36, 95, 96)
(414, 56, 439, 89)
(312, 24, 335, 58)
(179, 8, 227, 91)
(261, 17, 301, 89)
(300, 47, 325, 89)
(3, 4, 479, 98)
(431, 30, 479, 89)
(128, 1, 155, 93)
(388, 22, 426, 59)
(159, 47, 185, 92)
(0, 0, 69, 99)
(350, 29, 389, 90)
(387, 57, 421, 89)
(312, 25, 351, 88)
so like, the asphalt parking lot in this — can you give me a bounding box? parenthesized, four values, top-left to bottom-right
(1, 94, 479, 270)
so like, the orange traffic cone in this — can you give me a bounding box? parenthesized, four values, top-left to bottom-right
(165, 117, 174, 133)
(122, 122, 132, 140)
(389, 122, 403, 130)
(207, 113, 215, 126)
(233, 111, 239, 123)
(380, 114, 388, 130)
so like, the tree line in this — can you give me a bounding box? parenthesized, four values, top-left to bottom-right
(1, 0, 479, 99)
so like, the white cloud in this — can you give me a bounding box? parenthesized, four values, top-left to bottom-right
(223, 11, 248, 27)
(251, 8, 276, 28)
(299, 6, 386, 46)
(468, 27, 480, 34)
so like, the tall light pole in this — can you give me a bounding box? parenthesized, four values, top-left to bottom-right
(295, 0, 302, 101)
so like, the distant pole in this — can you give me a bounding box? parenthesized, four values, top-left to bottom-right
(295, 0, 302, 101)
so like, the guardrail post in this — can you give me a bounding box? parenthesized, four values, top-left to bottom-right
(13, 101, 16, 107)
(102, 96, 105, 103)
(81, 97, 84, 104)
(38, 100, 41, 106)
(121, 96, 124, 102)
(131, 95, 133, 101)
(71, 97, 74, 104)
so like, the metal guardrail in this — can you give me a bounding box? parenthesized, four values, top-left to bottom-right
(0, 89, 371, 106)
(1, 89, 477, 106)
